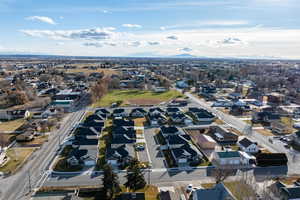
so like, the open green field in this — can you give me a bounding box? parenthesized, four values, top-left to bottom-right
(93, 89, 182, 107)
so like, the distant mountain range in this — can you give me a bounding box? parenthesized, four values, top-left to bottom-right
(0, 53, 296, 61)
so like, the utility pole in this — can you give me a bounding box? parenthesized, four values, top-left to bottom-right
(27, 170, 32, 193)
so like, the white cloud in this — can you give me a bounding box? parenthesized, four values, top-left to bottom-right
(126, 41, 141, 47)
(161, 20, 249, 30)
(180, 47, 193, 52)
(104, 42, 117, 46)
(20, 27, 116, 41)
(160, 26, 166, 30)
(83, 42, 103, 48)
(217, 37, 245, 45)
(122, 24, 142, 28)
(148, 41, 160, 45)
(26, 16, 56, 25)
(166, 35, 178, 40)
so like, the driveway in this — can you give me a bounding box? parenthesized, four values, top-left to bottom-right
(144, 128, 167, 169)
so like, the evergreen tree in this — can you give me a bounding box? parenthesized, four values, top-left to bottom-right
(102, 164, 121, 199)
(125, 158, 146, 191)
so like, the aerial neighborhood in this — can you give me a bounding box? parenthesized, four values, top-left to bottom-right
(0, 57, 300, 200)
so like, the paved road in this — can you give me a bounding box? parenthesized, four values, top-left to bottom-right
(0, 110, 85, 200)
(43, 165, 288, 188)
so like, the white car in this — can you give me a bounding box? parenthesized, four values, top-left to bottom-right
(293, 123, 300, 129)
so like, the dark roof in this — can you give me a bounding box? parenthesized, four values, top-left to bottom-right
(281, 187, 300, 199)
(256, 153, 288, 167)
(111, 135, 136, 144)
(75, 127, 99, 136)
(171, 144, 200, 158)
(239, 138, 255, 148)
(113, 119, 134, 127)
(149, 107, 164, 113)
(188, 107, 206, 113)
(193, 183, 232, 200)
(113, 108, 126, 114)
(166, 107, 180, 113)
(106, 145, 130, 159)
(131, 108, 147, 113)
(196, 111, 214, 119)
(170, 113, 186, 120)
(116, 192, 145, 200)
(85, 114, 105, 122)
(217, 151, 240, 158)
(160, 126, 179, 135)
(95, 108, 110, 114)
(166, 135, 190, 145)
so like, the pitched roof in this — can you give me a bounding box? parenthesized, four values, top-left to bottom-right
(281, 187, 300, 199)
(193, 183, 233, 200)
(239, 138, 255, 148)
(217, 151, 240, 158)
(161, 126, 179, 134)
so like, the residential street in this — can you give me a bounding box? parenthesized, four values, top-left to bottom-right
(0, 110, 85, 200)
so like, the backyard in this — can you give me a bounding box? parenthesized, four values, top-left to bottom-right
(0, 119, 25, 132)
(93, 89, 182, 107)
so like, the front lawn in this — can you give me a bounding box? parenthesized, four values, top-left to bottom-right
(120, 185, 159, 200)
(93, 90, 182, 107)
(0, 147, 35, 174)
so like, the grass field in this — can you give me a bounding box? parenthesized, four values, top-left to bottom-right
(93, 90, 182, 107)
(0, 119, 25, 132)
(0, 147, 35, 174)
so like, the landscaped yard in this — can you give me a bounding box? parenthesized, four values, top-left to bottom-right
(0, 147, 35, 174)
(93, 90, 182, 107)
(120, 185, 159, 200)
(0, 119, 25, 132)
(53, 145, 83, 172)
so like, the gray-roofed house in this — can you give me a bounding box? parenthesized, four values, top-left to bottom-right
(192, 183, 236, 200)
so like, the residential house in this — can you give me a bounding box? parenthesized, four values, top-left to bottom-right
(255, 153, 288, 167)
(269, 180, 286, 197)
(170, 144, 203, 167)
(112, 108, 128, 117)
(271, 121, 293, 135)
(169, 112, 193, 126)
(169, 98, 188, 107)
(130, 108, 147, 118)
(238, 137, 259, 153)
(291, 131, 300, 146)
(113, 119, 135, 127)
(160, 126, 181, 137)
(212, 151, 241, 166)
(115, 192, 145, 200)
(106, 144, 134, 168)
(95, 108, 110, 118)
(147, 114, 167, 127)
(0, 109, 30, 120)
(192, 134, 217, 150)
(280, 186, 300, 200)
(192, 183, 236, 200)
(252, 111, 281, 124)
(166, 107, 181, 115)
(209, 126, 238, 145)
(148, 107, 165, 116)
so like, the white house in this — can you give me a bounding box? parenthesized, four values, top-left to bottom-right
(212, 151, 241, 166)
(238, 137, 259, 153)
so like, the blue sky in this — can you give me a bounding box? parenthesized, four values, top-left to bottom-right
(0, 0, 300, 58)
